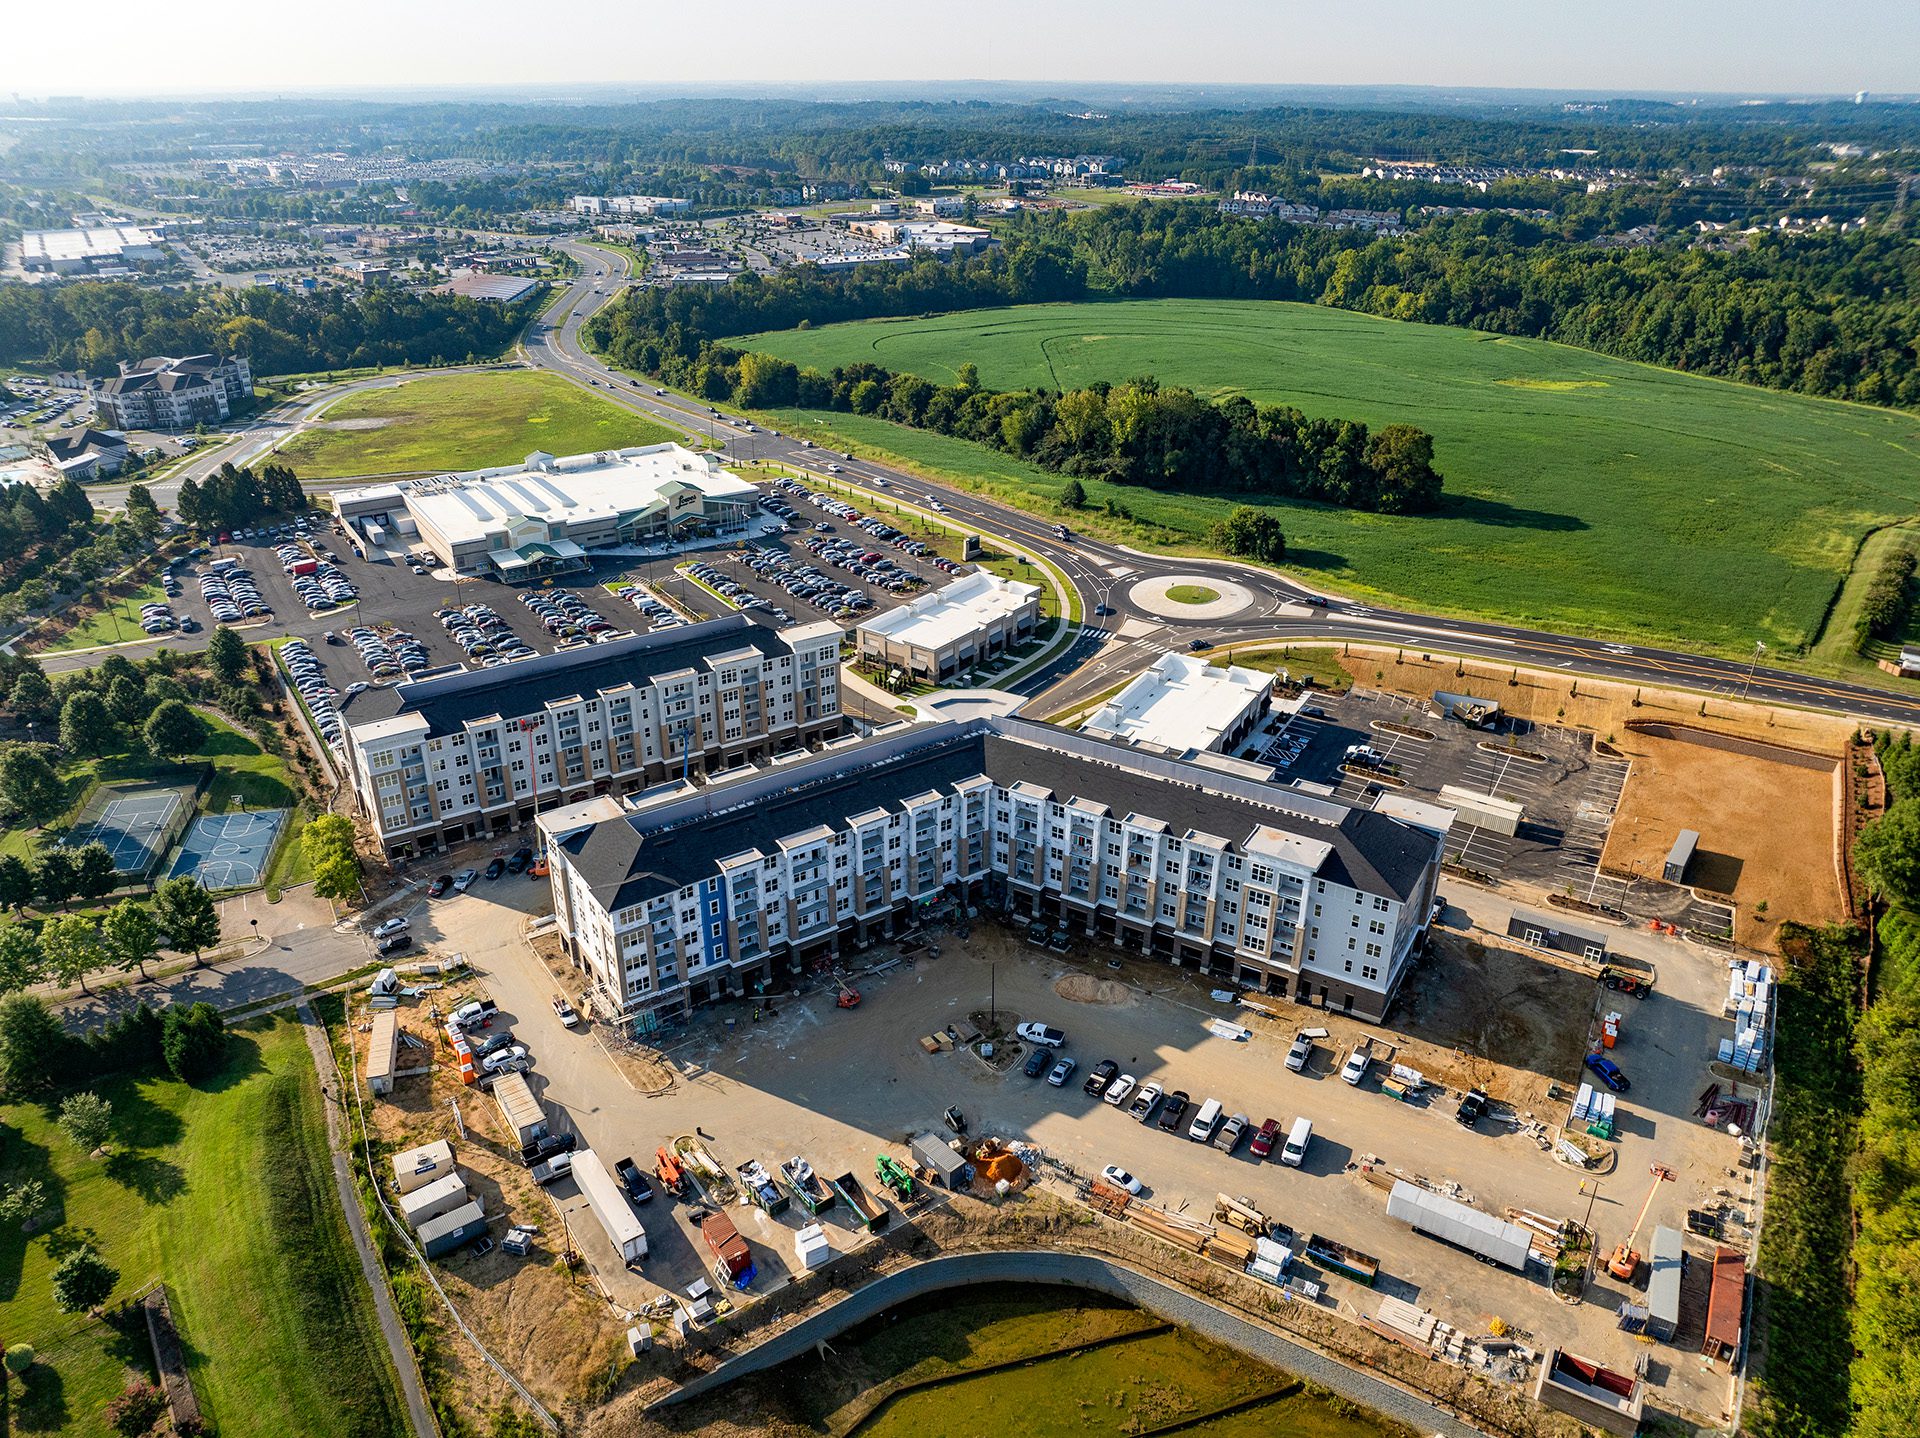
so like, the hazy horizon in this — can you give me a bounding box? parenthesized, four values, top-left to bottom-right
(4, 0, 1913, 102)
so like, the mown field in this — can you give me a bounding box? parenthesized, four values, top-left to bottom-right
(0, 1014, 404, 1437)
(271, 369, 677, 478)
(741, 300, 1920, 654)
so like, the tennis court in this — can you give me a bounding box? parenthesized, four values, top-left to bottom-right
(168, 809, 289, 891)
(67, 783, 191, 874)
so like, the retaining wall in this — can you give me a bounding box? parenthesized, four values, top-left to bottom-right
(650, 1248, 1492, 1437)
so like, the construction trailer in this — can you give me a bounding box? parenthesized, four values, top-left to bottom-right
(909, 1132, 970, 1189)
(1385, 1181, 1532, 1271)
(1437, 784, 1524, 837)
(573, 1149, 648, 1267)
(1646, 1225, 1684, 1341)
(391, 1140, 455, 1194)
(1533, 1348, 1645, 1437)
(1508, 910, 1609, 964)
(490, 1071, 547, 1149)
(1665, 829, 1700, 883)
(418, 1201, 488, 1259)
(399, 1171, 470, 1230)
(1432, 690, 1502, 728)
(366, 1010, 398, 1096)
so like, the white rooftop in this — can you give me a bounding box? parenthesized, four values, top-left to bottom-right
(341, 444, 754, 549)
(859, 569, 1039, 652)
(22, 225, 161, 263)
(1080, 652, 1273, 753)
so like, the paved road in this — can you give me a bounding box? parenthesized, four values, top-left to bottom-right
(521, 241, 1920, 728)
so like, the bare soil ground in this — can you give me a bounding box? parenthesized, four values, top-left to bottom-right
(1600, 731, 1846, 947)
(345, 992, 632, 1429)
(1056, 973, 1139, 1006)
(1337, 649, 1859, 752)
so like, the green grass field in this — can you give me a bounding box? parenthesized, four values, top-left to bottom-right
(0, 1015, 405, 1437)
(42, 582, 175, 654)
(742, 300, 1920, 655)
(270, 369, 678, 478)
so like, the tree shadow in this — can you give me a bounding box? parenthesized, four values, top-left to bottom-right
(1277, 544, 1347, 572)
(10, 1357, 68, 1434)
(102, 1084, 185, 1151)
(41, 1223, 101, 1263)
(102, 1302, 161, 1383)
(0, 1131, 61, 1305)
(103, 1152, 187, 1207)
(1440, 494, 1589, 532)
(196, 1029, 269, 1094)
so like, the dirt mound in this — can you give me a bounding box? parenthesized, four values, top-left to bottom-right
(1055, 974, 1136, 1005)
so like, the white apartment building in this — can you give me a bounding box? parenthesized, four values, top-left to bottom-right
(540, 716, 1442, 1028)
(344, 615, 844, 859)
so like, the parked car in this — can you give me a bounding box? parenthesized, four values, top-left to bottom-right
(1046, 1056, 1078, 1087)
(481, 1044, 530, 1075)
(523, 1132, 577, 1164)
(427, 874, 453, 898)
(1127, 1081, 1163, 1122)
(507, 846, 534, 873)
(1100, 1165, 1143, 1195)
(1457, 1088, 1490, 1126)
(1016, 1022, 1066, 1048)
(1103, 1074, 1137, 1108)
(1249, 1118, 1282, 1159)
(1083, 1059, 1119, 1098)
(484, 857, 505, 881)
(1340, 1046, 1373, 1086)
(1585, 1054, 1631, 1092)
(552, 994, 581, 1029)
(1157, 1090, 1191, 1133)
(1214, 1114, 1248, 1154)
(530, 1153, 573, 1186)
(371, 917, 410, 939)
(376, 932, 413, 956)
(1023, 1046, 1051, 1079)
(1285, 1033, 1314, 1072)
(452, 868, 478, 893)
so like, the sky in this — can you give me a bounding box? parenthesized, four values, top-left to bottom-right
(2, 0, 1913, 99)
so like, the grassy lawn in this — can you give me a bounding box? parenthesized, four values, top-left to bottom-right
(41, 581, 174, 654)
(269, 369, 678, 478)
(742, 299, 1920, 657)
(1166, 584, 1219, 605)
(1807, 523, 1920, 678)
(1221, 644, 1354, 689)
(0, 1015, 406, 1437)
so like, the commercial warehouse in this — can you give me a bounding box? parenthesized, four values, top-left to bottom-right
(21, 224, 164, 273)
(334, 445, 759, 580)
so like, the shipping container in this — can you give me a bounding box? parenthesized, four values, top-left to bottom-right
(1646, 1226, 1683, 1340)
(400, 1171, 470, 1230)
(366, 1010, 398, 1096)
(418, 1200, 488, 1259)
(490, 1071, 547, 1148)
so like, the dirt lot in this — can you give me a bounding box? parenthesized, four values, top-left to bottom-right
(1600, 728, 1847, 948)
(342, 991, 634, 1430)
(1337, 650, 1859, 753)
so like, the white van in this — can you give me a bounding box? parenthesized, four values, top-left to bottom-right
(1280, 1116, 1312, 1168)
(1187, 1097, 1224, 1142)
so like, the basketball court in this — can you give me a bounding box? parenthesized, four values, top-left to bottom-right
(167, 809, 289, 890)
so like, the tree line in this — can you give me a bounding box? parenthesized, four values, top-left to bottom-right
(1855, 544, 1915, 652)
(0, 280, 539, 375)
(588, 203, 1920, 410)
(606, 337, 1443, 515)
(176, 461, 311, 535)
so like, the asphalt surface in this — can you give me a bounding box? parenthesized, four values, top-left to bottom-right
(50, 240, 1920, 728)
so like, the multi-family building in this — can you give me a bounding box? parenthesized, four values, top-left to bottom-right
(343, 616, 844, 859)
(91, 355, 252, 431)
(540, 715, 1443, 1028)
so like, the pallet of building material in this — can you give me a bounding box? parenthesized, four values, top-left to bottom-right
(1087, 1181, 1132, 1216)
(918, 1035, 943, 1054)
(1206, 1228, 1259, 1265)
(1125, 1206, 1210, 1253)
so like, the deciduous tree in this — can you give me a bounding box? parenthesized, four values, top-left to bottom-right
(153, 876, 219, 966)
(99, 900, 159, 982)
(57, 1091, 112, 1155)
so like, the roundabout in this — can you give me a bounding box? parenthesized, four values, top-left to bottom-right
(1127, 574, 1255, 621)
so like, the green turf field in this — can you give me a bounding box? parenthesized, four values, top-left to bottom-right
(0, 1015, 405, 1437)
(271, 369, 678, 478)
(741, 300, 1920, 654)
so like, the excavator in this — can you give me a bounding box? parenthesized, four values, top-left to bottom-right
(1608, 1163, 1675, 1281)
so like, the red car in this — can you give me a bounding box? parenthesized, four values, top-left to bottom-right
(1248, 1118, 1282, 1160)
(427, 874, 453, 897)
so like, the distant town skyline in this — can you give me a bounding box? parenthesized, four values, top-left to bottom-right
(5, 0, 1914, 100)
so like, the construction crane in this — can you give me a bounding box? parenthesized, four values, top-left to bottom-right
(1608, 1163, 1675, 1281)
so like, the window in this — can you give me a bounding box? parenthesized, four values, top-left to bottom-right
(1365, 943, 1383, 959)
(1362, 964, 1380, 981)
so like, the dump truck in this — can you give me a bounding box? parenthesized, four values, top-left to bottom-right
(697, 1206, 756, 1289)
(737, 1159, 789, 1217)
(573, 1149, 647, 1267)
(778, 1156, 835, 1215)
(830, 1170, 890, 1232)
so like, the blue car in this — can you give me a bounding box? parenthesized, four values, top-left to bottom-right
(1585, 1053, 1631, 1092)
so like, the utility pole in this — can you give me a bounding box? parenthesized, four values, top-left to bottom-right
(1741, 640, 1767, 699)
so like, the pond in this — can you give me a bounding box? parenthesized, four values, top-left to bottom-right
(750, 1283, 1413, 1438)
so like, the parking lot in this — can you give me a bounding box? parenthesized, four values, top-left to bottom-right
(369, 863, 1755, 1428)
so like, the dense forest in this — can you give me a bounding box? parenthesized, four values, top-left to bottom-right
(589, 204, 1920, 408)
(0, 282, 540, 375)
